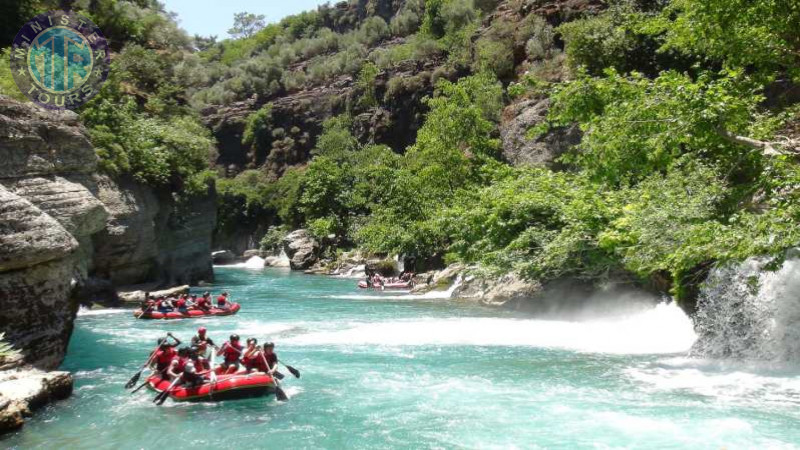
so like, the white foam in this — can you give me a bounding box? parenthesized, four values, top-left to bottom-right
(287, 302, 696, 354)
(625, 357, 800, 408)
(77, 307, 128, 316)
(693, 254, 800, 361)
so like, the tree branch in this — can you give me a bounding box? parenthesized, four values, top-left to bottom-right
(716, 127, 799, 156)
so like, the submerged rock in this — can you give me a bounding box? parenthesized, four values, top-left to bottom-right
(282, 230, 320, 270)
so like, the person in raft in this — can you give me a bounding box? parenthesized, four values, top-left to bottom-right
(188, 346, 211, 372)
(193, 292, 212, 312)
(190, 327, 216, 357)
(177, 362, 205, 388)
(175, 295, 189, 314)
(241, 338, 260, 372)
(217, 334, 243, 374)
(166, 347, 191, 380)
(257, 342, 280, 377)
(216, 291, 231, 310)
(151, 333, 181, 375)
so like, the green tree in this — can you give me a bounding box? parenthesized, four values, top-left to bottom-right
(228, 12, 266, 39)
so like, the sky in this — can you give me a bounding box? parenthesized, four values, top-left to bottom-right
(162, 0, 332, 39)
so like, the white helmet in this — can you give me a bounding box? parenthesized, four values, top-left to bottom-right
(184, 362, 196, 374)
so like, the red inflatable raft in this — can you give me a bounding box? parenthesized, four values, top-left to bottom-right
(135, 303, 240, 320)
(147, 370, 275, 402)
(357, 280, 414, 290)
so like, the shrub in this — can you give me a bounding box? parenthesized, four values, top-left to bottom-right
(242, 104, 274, 154)
(0, 48, 26, 101)
(357, 62, 380, 108)
(260, 225, 289, 252)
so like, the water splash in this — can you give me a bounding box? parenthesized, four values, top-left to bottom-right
(692, 254, 800, 361)
(287, 302, 696, 354)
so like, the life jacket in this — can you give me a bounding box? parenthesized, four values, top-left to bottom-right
(175, 297, 186, 308)
(193, 357, 210, 371)
(217, 296, 227, 307)
(222, 341, 242, 362)
(174, 356, 188, 373)
(155, 347, 176, 370)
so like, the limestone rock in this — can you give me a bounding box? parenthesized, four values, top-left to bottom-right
(500, 97, 581, 168)
(0, 185, 77, 272)
(212, 250, 236, 264)
(91, 176, 159, 285)
(242, 249, 264, 259)
(0, 257, 78, 369)
(454, 272, 543, 306)
(117, 284, 190, 304)
(0, 367, 72, 435)
(282, 229, 320, 270)
(2, 176, 108, 237)
(0, 96, 96, 178)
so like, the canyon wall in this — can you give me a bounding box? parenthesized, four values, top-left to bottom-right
(0, 96, 215, 370)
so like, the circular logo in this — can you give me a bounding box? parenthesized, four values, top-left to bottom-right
(10, 11, 110, 110)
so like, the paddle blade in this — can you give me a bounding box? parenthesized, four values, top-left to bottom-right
(152, 391, 165, 403)
(274, 371, 285, 380)
(286, 365, 300, 378)
(275, 386, 289, 402)
(131, 380, 150, 394)
(125, 371, 141, 389)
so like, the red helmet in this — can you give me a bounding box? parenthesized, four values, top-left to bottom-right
(198, 327, 207, 334)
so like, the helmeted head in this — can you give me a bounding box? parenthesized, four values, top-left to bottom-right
(246, 338, 257, 347)
(178, 347, 190, 357)
(230, 334, 240, 342)
(157, 337, 169, 348)
(263, 342, 275, 352)
(222, 291, 228, 297)
(184, 362, 196, 374)
(198, 327, 207, 336)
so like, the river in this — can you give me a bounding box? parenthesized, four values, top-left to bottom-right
(4, 267, 800, 449)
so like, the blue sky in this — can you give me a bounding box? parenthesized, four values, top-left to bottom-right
(162, 0, 331, 39)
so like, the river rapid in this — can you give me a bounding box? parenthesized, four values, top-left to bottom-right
(4, 267, 800, 449)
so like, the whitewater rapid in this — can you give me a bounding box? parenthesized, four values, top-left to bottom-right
(286, 302, 696, 354)
(8, 267, 800, 449)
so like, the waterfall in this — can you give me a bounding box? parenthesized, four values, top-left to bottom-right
(691, 252, 800, 361)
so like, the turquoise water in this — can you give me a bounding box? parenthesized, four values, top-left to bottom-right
(4, 267, 800, 449)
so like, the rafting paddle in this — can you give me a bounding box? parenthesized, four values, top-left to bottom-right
(125, 337, 165, 388)
(280, 362, 300, 378)
(261, 353, 288, 401)
(134, 304, 154, 319)
(153, 377, 181, 405)
(131, 379, 150, 394)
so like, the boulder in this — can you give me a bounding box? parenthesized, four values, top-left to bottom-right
(500, 97, 581, 168)
(117, 284, 190, 304)
(242, 249, 264, 259)
(454, 272, 542, 306)
(0, 366, 73, 435)
(212, 250, 236, 265)
(281, 229, 319, 270)
(264, 254, 291, 268)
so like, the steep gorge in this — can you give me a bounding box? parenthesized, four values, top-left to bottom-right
(0, 96, 216, 371)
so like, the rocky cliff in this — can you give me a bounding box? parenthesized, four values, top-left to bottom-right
(0, 96, 216, 369)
